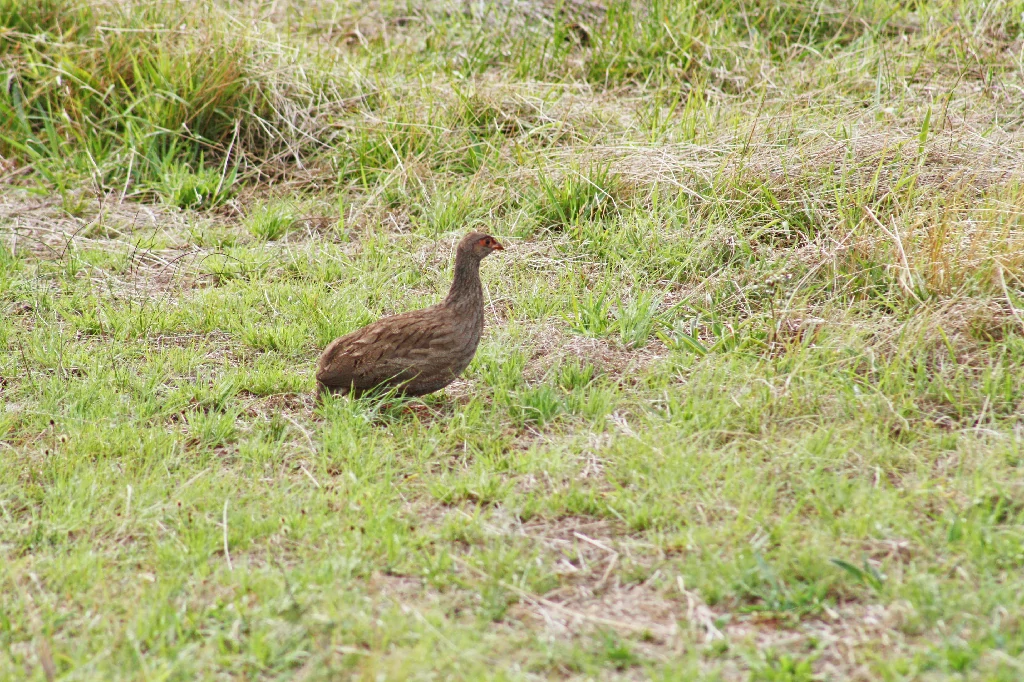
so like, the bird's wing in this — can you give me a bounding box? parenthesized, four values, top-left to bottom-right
(316, 306, 452, 391)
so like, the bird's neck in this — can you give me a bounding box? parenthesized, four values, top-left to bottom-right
(445, 250, 483, 310)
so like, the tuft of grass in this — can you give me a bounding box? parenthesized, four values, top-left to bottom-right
(0, 1, 267, 194)
(617, 291, 661, 349)
(567, 288, 663, 348)
(536, 163, 621, 230)
(568, 288, 615, 337)
(244, 200, 297, 241)
(157, 163, 235, 209)
(557, 360, 597, 391)
(508, 383, 563, 426)
(0, 0, 94, 39)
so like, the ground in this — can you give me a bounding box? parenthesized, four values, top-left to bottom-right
(1, 0, 1024, 679)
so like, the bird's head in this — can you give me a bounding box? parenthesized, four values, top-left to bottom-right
(460, 231, 504, 259)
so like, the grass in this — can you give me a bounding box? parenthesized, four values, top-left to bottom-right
(2, 0, 1024, 679)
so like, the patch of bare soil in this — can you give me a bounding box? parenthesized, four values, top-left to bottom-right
(0, 192, 219, 298)
(522, 322, 667, 381)
(725, 602, 920, 681)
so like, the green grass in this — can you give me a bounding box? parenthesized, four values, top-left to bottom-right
(2, 0, 1024, 679)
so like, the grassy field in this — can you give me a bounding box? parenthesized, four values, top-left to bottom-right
(2, 0, 1024, 679)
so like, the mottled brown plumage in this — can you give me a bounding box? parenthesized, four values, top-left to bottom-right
(316, 232, 504, 399)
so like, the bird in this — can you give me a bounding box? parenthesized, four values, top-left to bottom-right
(316, 231, 504, 400)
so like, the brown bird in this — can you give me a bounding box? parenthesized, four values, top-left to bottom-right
(316, 231, 504, 399)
